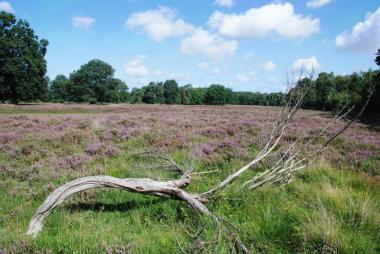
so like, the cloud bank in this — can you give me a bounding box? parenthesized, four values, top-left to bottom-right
(336, 6, 380, 52)
(209, 3, 320, 39)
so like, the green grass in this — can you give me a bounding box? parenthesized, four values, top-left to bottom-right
(0, 103, 121, 115)
(1, 147, 379, 253)
(0, 106, 379, 253)
(0, 107, 94, 115)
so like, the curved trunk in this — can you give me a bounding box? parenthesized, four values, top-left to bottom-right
(27, 175, 210, 237)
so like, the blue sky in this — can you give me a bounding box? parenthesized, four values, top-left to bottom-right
(1, 0, 379, 92)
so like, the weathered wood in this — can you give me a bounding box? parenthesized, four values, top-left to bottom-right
(27, 175, 210, 237)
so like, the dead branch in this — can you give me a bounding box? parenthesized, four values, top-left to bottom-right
(27, 175, 210, 237)
(133, 151, 186, 174)
(201, 69, 314, 198)
(244, 82, 374, 190)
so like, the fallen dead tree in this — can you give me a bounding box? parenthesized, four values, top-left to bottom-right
(26, 70, 374, 253)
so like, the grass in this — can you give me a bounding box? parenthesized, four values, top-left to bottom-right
(0, 104, 379, 253)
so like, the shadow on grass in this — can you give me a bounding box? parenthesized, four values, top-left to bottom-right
(359, 114, 380, 132)
(318, 111, 380, 132)
(65, 199, 162, 213)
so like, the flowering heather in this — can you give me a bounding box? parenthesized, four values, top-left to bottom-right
(0, 103, 379, 253)
(200, 127, 229, 138)
(103, 145, 121, 157)
(0, 145, 21, 158)
(85, 143, 104, 155)
(0, 104, 378, 173)
(117, 128, 134, 140)
(55, 154, 91, 170)
(85, 142, 121, 157)
(197, 143, 215, 156)
(0, 131, 21, 144)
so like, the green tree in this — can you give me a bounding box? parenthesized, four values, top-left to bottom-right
(0, 11, 49, 103)
(376, 49, 380, 66)
(204, 84, 233, 105)
(365, 69, 379, 115)
(50, 75, 69, 102)
(179, 84, 192, 104)
(235, 91, 268, 105)
(129, 87, 144, 103)
(189, 87, 206, 104)
(257, 93, 268, 105)
(142, 82, 164, 104)
(315, 72, 336, 110)
(118, 82, 129, 102)
(294, 78, 318, 108)
(142, 86, 156, 104)
(163, 80, 180, 104)
(292, 68, 379, 116)
(335, 75, 350, 92)
(371, 52, 380, 113)
(67, 59, 127, 103)
(267, 92, 285, 106)
(346, 72, 364, 106)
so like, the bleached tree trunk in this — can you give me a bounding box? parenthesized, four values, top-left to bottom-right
(27, 175, 210, 237)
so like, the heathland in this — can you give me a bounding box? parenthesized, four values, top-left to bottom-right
(0, 104, 379, 253)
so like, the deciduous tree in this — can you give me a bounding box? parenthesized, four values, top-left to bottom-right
(0, 11, 49, 103)
(50, 75, 69, 102)
(66, 59, 127, 103)
(163, 79, 180, 104)
(204, 84, 233, 105)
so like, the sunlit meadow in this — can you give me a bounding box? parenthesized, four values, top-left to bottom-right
(0, 104, 379, 253)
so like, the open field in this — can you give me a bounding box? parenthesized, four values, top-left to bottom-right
(0, 104, 379, 253)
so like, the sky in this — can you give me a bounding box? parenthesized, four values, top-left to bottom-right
(1, 0, 379, 92)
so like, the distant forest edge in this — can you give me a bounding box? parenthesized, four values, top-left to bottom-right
(0, 11, 379, 115)
(49, 66, 379, 114)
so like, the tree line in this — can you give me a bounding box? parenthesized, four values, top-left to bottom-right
(50, 70, 286, 106)
(127, 81, 286, 106)
(49, 60, 128, 103)
(0, 10, 379, 114)
(293, 68, 379, 115)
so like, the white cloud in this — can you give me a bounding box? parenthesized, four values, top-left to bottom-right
(306, 0, 332, 9)
(212, 67, 220, 75)
(180, 28, 238, 61)
(198, 62, 220, 75)
(197, 62, 210, 69)
(126, 6, 194, 42)
(137, 78, 149, 86)
(214, 0, 235, 8)
(237, 71, 256, 82)
(169, 73, 190, 82)
(72, 16, 95, 29)
(335, 7, 380, 52)
(125, 55, 149, 78)
(292, 56, 320, 72)
(243, 51, 255, 60)
(125, 6, 240, 61)
(209, 3, 320, 39)
(154, 69, 163, 76)
(261, 61, 277, 71)
(0, 1, 13, 13)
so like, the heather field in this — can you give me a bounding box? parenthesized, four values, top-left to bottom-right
(0, 104, 379, 253)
